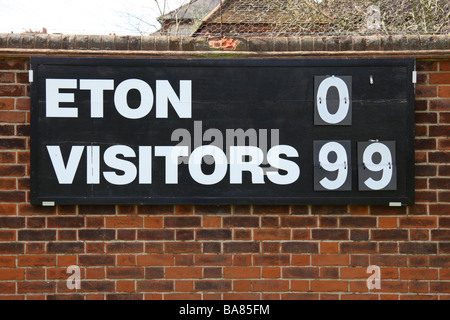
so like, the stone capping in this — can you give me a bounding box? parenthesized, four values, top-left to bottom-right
(0, 33, 449, 53)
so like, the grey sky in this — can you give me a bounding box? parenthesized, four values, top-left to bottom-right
(0, 0, 185, 35)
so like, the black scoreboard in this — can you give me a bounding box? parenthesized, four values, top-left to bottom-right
(30, 58, 415, 205)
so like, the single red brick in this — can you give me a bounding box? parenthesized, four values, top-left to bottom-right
(430, 282, 450, 293)
(281, 216, 317, 227)
(0, 165, 25, 177)
(0, 138, 26, 150)
(224, 242, 259, 253)
(254, 229, 290, 240)
(253, 254, 290, 266)
(195, 280, 231, 291)
(431, 230, 450, 241)
(400, 242, 437, 254)
(174, 205, 193, 215)
(341, 242, 376, 254)
(106, 267, 144, 279)
(440, 61, 450, 71)
(429, 125, 450, 137)
(18, 282, 55, 294)
(415, 164, 437, 176)
(223, 267, 260, 279)
(282, 242, 318, 253)
(0, 256, 15, 267)
(400, 217, 437, 228)
(137, 229, 174, 241)
(16, 72, 29, 84)
(164, 216, 201, 228)
(137, 255, 174, 266)
(429, 152, 450, 163)
(223, 216, 259, 227)
(439, 191, 450, 202)
(15, 98, 30, 110)
(283, 267, 318, 279)
(0, 60, 25, 70)
(0, 233, 16, 245)
(416, 73, 427, 85)
(429, 178, 450, 189)
(416, 86, 437, 97)
(166, 267, 202, 279)
(439, 86, 450, 98)
(18, 255, 56, 267)
(312, 229, 348, 240)
(47, 242, 84, 253)
(252, 280, 289, 292)
(105, 216, 143, 228)
(0, 85, 26, 97)
(194, 255, 232, 266)
(415, 99, 428, 111)
(415, 139, 435, 151)
(340, 217, 376, 228)
(372, 229, 408, 240)
(47, 217, 84, 228)
(415, 191, 437, 202)
(18, 230, 55, 241)
(80, 281, 115, 293)
(107, 242, 143, 253)
(0, 72, 15, 83)
(142, 217, 162, 228)
(310, 280, 348, 292)
(0, 268, 24, 280)
(400, 268, 438, 280)
(430, 73, 450, 84)
(320, 242, 339, 254)
(0, 98, 14, 110)
(18, 204, 55, 215)
(311, 254, 349, 266)
(430, 99, 450, 110)
(415, 112, 437, 123)
(416, 61, 438, 72)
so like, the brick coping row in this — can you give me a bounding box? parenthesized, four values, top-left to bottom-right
(0, 33, 448, 55)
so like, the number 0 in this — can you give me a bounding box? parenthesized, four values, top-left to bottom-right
(316, 76, 351, 125)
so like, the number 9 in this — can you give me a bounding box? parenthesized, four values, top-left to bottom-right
(318, 141, 349, 190)
(362, 142, 395, 190)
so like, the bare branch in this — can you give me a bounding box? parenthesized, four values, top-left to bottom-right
(118, 0, 450, 36)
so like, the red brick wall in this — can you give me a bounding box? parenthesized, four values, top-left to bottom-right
(0, 48, 449, 300)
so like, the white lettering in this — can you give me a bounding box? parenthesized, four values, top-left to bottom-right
(154, 146, 188, 184)
(188, 145, 227, 185)
(79, 79, 114, 118)
(266, 145, 300, 185)
(46, 144, 300, 186)
(230, 146, 265, 184)
(103, 145, 137, 185)
(47, 145, 84, 184)
(138, 146, 152, 184)
(367, 265, 381, 289)
(66, 265, 81, 290)
(86, 145, 100, 184)
(46, 79, 78, 118)
(46, 78, 192, 120)
(114, 79, 154, 119)
(156, 80, 192, 118)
